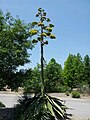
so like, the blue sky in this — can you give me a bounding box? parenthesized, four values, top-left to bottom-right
(0, 0, 90, 69)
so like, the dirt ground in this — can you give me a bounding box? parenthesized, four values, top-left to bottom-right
(0, 92, 90, 120)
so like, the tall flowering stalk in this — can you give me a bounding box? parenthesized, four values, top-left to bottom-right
(30, 8, 56, 96)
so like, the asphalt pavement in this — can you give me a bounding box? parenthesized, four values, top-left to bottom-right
(0, 93, 90, 120)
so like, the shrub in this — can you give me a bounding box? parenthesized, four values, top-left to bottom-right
(80, 83, 89, 94)
(65, 91, 70, 96)
(0, 101, 5, 108)
(72, 91, 80, 98)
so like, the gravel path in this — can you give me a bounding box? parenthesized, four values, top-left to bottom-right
(0, 93, 90, 120)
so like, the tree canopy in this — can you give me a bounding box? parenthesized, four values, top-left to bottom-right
(0, 10, 33, 90)
(45, 58, 63, 92)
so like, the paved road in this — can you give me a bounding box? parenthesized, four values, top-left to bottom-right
(0, 93, 90, 120)
(64, 97, 90, 119)
(49, 93, 90, 120)
(0, 93, 20, 107)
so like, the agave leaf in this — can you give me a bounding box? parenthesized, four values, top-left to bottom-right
(47, 101, 55, 117)
(46, 95, 64, 114)
(53, 106, 64, 119)
(52, 100, 64, 114)
(16, 93, 67, 120)
(61, 105, 68, 111)
(52, 97, 66, 110)
(47, 94, 64, 103)
(46, 94, 66, 110)
(45, 94, 65, 119)
(21, 94, 41, 112)
(45, 94, 53, 105)
(23, 96, 42, 119)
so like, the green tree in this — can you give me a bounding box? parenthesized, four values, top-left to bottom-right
(63, 54, 74, 89)
(72, 53, 84, 88)
(63, 53, 84, 89)
(83, 55, 90, 90)
(24, 64, 41, 93)
(8, 69, 27, 91)
(45, 58, 63, 92)
(0, 10, 33, 90)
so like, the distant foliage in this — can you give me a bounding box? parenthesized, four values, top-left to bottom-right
(83, 55, 90, 89)
(63, 53, 90, 92)
(24, 54, 90, 93)
(24, 59, 67, 93)
(63, 53, 84, 89)
(45, 58, 64, 92)
(24, 67, 41, 93)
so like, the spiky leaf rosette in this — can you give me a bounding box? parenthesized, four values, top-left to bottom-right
(15, 93, 67, 120)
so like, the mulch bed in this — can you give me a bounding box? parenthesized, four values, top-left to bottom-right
(0, 108, 15, 120)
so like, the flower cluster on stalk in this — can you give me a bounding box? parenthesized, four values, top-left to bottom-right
(29, 8, 56, 46)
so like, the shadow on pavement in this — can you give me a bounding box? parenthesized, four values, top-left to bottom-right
(0, 108, 15, 120)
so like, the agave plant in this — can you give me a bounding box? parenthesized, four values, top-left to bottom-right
(15, 8, 68, 120)
(16, 93, 67, 120)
